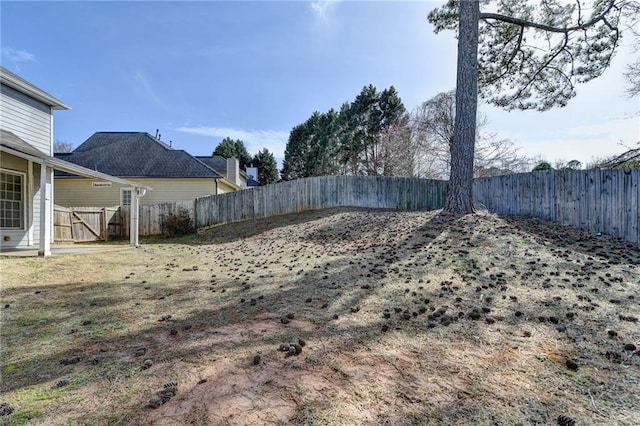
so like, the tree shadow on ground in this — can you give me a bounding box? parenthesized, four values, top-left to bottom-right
(500, 214, 640, 266)
(2, 209, 639, 424)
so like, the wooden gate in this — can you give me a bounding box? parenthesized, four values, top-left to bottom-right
(54, 206, 120, 242)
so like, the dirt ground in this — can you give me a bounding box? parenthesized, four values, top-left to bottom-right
(1, 207, 639, 425)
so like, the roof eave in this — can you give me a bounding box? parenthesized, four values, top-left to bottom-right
(1, 145, 150, 190)
(0, 66, 71, 110)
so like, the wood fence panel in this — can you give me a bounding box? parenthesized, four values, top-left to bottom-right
(473, 169, 639, 244)
(53, 206, 73, 242)
(54, 205, 122, 242)
(194, 176, 448, 229)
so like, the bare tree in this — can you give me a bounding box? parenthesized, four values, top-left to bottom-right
(410, 90, 532, 179)
(589, 142, 640, 168)
(409, 92, 456, 179)
(474, 132, 532, 176)
(378, 117, 417, 177)
(54, 140, 73, 153)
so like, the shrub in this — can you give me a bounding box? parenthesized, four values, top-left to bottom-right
(161, 208, 195, 237)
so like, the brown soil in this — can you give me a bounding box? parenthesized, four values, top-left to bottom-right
(1, 207, 639, 425)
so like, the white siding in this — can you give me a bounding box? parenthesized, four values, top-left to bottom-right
(1, 82, 53, 248)
(0, 84, 52, 155)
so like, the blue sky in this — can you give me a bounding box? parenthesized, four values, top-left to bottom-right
(2, 1, 638, 168)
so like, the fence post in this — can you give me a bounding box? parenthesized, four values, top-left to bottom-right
(102, 207, 108, 241)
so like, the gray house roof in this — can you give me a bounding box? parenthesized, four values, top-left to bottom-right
(1, 129, 149, 189)
(195, 155, 228, 173)
(56, 132, 223, 179)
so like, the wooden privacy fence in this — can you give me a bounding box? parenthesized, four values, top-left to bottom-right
(54, 205, 121, 242)
(194, 175, 448, 228)
(119, 201, 195, 237)
(57, 171, 639, 243)
(473, 169, 640, 243)
(54, 201, 195, 240)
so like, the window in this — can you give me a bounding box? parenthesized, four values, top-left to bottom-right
(0, 170, 25, 229)
(121, 188, 132, 206)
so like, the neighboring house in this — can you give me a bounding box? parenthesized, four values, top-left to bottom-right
(0, 67, 148, 254)
(195, 155, 249, 191)
(54, 132, 246, 207)
(245, 166, 260, 187)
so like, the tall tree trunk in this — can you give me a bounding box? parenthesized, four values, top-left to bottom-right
(444, 0, 480, 214)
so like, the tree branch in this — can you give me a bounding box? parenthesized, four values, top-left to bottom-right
(479, 0, 616, 33)
(513, 32, 571, 103)
(484, 25, 525, 84)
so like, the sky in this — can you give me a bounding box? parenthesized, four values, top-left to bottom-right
(1, 0, 638, 170)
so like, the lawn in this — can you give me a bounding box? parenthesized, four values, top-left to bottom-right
(1, 207, 639, 425)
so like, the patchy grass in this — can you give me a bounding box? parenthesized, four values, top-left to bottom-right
(1, 207, 639, 425)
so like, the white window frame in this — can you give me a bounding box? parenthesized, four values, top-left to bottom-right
(120, 188, 132, 206)
(0, 168, 26, 230)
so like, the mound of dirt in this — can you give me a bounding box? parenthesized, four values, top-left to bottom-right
(2, 208, 638, 425)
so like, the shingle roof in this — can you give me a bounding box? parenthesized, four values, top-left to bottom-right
(1, 128, 49, 158)
(2, 129, 149, 189)
(195, 155, 227, 173)
(55, 132, 223, 178)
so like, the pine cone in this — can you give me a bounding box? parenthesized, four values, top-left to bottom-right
(557, 414, 576, 426)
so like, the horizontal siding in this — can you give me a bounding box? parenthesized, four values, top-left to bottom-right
(217, 181, 238, 194)
(54, 177, 219, 207)
(54, 179, 121, 207)
(0, 84, 52, 154)
(0, 152, 29, 172)
(136, 178, 218, 203)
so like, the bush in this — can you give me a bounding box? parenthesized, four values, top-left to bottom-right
(161, 208, 195, 237)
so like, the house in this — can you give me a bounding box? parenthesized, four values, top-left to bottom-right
(0, 67, 149, 255)
(54, 132, 247, 207)
(245, 165, 260, 187)
(195, 155, 249, 191)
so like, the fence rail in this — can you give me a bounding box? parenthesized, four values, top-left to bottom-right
(53, 206, 120, 242)
(194, 175, 448, 228)
(473, 169, 639, 243)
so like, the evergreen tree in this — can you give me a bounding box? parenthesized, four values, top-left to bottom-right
(281, 124, 310, 181)
(281, 84, 407, 179)
(532, 161, 553, 172)
(212, 137, 252, 169)
(252, 148, 279, 185)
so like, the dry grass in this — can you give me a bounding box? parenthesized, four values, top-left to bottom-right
(1, 207, 639, 425)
